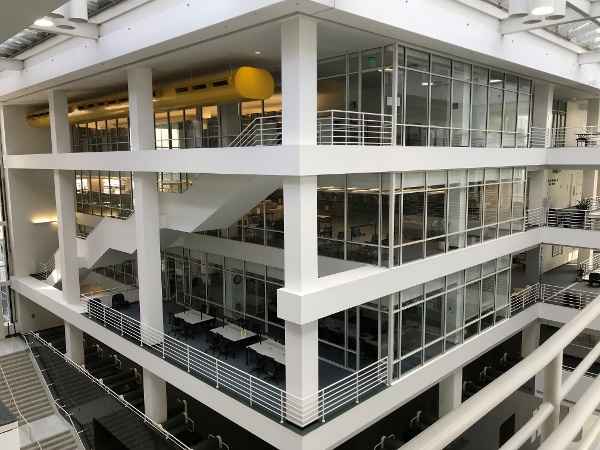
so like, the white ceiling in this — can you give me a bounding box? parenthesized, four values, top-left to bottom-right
(0, 0, 65, 44)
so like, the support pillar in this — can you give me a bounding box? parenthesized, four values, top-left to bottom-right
(280, 16, 319, 423)
(587, 98, 600, 129)
(64, 322, 84, 365)
(128, 67, 163, 334)
(143, 368, 167, 424)
(540, 353, 563, 442)
(521, 320, 540, 358)
(525, 246, 542, 286)
(531, 83, 554, 147)
(439, 369, 462, 417)
(49, 90, 79, 305)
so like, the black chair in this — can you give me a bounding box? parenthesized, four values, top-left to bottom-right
(167, 311, 176, 325)
(218, 337, 235, 360)
(264, 357, 281, 384)
(248, 348, 266, 375)
(208, 332, 221, 355)
(112, 293, 130, 309)
(168, 317, 182, 336)
(208, 306, 217, 317)
(177, 320, 194, 341)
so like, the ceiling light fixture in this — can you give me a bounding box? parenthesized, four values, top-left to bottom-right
(34, 18, 54, 27)
(55, 18, 76, 30)
(529, 0, 554, 16)
(254, 51, 261, 55)
(47, 5, 66, 19)
(508, 0, 528, 18)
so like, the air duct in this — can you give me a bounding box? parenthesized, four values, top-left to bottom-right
(509, 0, 528, 18)
(68, 0, 88, 23)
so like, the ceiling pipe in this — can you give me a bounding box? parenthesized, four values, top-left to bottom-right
(55, 18, 76, 30)
(546, 0, 566, 20)
(509, 0, 529, 18)
(68, 0, 89, 23)
(529, 0, 555, 16)
(47, 5, 66, 19)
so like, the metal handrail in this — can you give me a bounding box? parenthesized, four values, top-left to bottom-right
(229, 116, 282, 147)
(80, 294, 389, 427)
(317, 110, 393, 146)
(81, 284, 139, 305)
(0, 363, 42, 450)
(530, 125, 600, 148)
(29, 331, 192, 450)
(34, 254, 55, 279)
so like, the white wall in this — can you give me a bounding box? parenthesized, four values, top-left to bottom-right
(4, 170, 58, 276)
(15, 293, 62, 333)
(0, 422, 19, 450)
(0, 105, 51, 155)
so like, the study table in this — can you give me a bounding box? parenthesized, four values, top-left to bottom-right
(175, 310, 214, 326)
(246, 339, 286, 366)
(211, 323, 256, 342)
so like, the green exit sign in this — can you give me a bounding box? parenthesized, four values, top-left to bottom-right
(369, 57, 376, 67)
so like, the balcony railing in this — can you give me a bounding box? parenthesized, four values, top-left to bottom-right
(80, 295, 388, 428)
(34, 254, 55, 280)
(228, 110, 394, 147)
(510, 283, 599, 315)
(530, 126, 600, 148)
(317, 110, 393, 146)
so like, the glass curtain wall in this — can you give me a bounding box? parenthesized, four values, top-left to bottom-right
(93, 258, 138, 286)
(317, 168, 526, 267)
(75, 171, 133, 218)
(317, 45, 532, 147)
(162, 248, 285, 340)
(198, 188, 284, 249)
(318, 254, 511, 375)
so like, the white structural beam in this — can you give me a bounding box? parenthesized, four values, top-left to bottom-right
(579, 50, 600, 65)
(0, 58, 23, 71)
(29, 22, 99, 39)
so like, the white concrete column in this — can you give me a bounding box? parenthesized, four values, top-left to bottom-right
(281, 16, 317, 146)
(128, 67, 163, 334)
(525, 246, 542, 286)
(540, 353, 563, 442)
(143, 368, 167, 424)
(582, 170, 598, 200)
(49, 91, 79, 305)
(439, 369, 462, 417)
(528, 169, 548, 211)
(521, 320, 540, 358)
(64, 322, 84, 365)
(532, 83, 554, 130)
(587, 98, 600, 128)
(280, 16, 319, 420)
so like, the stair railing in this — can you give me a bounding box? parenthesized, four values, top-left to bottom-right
(34, 254, 55, 279)
(0, 362, 42, 450)
(29, 331, 192, 450)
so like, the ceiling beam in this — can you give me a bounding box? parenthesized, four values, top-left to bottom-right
(0, 58, 23, 71)
(29, 22, 99, 40)
(579, 50, 600, 64)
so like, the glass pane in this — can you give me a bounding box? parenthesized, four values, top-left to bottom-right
(472, 66, 488, 85)
(504, 91, 517, 133)
(472, 84, 488, 130)
(453, 61, 471, 81)
(426, 190, 446, 238)
(318, 55, 347, 78)
(362, 48, 382, 70)
(402, 304, 423, 355)
(361, 71, 382, 114)
(489, 71, 504, 88)
(431, 55, 451, 77)
(405, 71, 429, 125)
(430, 76, 450, 127)
(467, 186, 483, 228)
(465, 281, 480, 323)
(402, 192, 424, 243)
(488, 88, 503, 131)
(451, 80, 471, 130)
(505, 74, 518, 92)
(481, 275, 495, 315)
(425, 295, 443, 344)
(446, 288, 463, 333)
(406, 48, 429, 72)
(318, 76, 346, 111)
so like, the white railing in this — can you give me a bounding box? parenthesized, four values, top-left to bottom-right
(229, 116, 282, 147)
(546, 207, 600, 231)
(29, 331, 192, 450)
(34, 254, 55, 279)
(157, 173, 200, 194)
(0, 363, 42, 450)
(80, 295, 388, 427)
(81, 284, 139, 306)
(317, 110, 393, 146)
(509, 283, 540, 315)
(530, 126, 600, 148)
(525, 207, 544, 228)
(540, 284, 599, 310)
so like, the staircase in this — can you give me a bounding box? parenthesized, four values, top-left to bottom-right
(21, 430, 79, 450)
(0, 351, 54, 425)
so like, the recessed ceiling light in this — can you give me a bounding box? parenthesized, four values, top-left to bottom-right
(254, 51, 261, 55)
(34, 18, 54, 27)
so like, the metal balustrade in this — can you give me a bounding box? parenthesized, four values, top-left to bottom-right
(28, 332, 192, 450)
(317, 110, 393, 146)
(530, 126, 600, 148)
(34, 255, 55, 280)
(509, 283, 539, 315)
(229, 116, 282, 147)
(81, 284, 139, 306)
(509, 283, 600, 316)
(80, 295, 388, 427)
(525, 207, 544, 228)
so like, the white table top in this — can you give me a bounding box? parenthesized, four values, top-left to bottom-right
(247, 339, 286, 366)
(211, 323, 256, 342)
(175, 310, 214, 325)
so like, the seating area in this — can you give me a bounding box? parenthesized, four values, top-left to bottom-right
(109, 301, 353, 390)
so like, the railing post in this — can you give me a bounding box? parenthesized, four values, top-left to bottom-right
(280, 391, 284, 424)
(103, 306, 106, 326)
(249, 377, 252, 406)
(140, 323, 143, 347)
(215, 360, 219, 388)
(361, 112, 365, 145)
(187, 346, 190, 372)
(355, 371, 360, 404)
(120, 315, 123, 336)
(260, 119, 263, 146)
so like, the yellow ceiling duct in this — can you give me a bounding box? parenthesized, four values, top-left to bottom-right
(26, 66, 274, 127)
